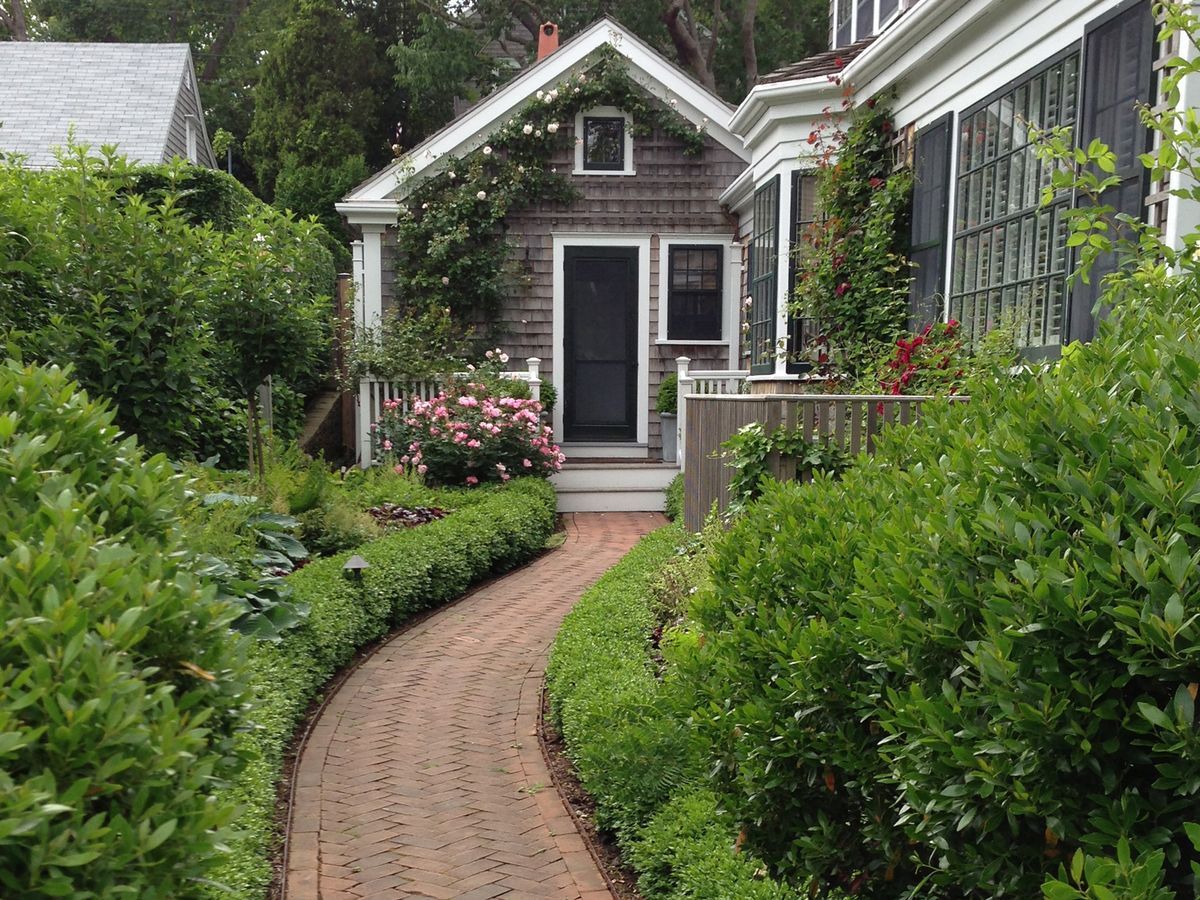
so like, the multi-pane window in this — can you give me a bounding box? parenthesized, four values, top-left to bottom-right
(747, 177, 780, 374)
(833, 0, 851, 49)
(667, 246, 723, 340)
(583, 116, 625, 171)
(832, 0, 902, 48)
(788, 172, 820, 362)
(949, 51, 1080, 349)
(909, 115, 953, 330)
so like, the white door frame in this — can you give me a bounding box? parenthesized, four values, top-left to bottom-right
(551, 233, 651, 445)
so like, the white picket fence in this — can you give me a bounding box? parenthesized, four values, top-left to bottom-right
(674, 356, 749, 473)
(356, 358, 541, 467)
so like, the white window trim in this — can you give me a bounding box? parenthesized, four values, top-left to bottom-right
(658, 237, 740, 360)
(573, 106, 635, 176)
(551, 233, 651, 444)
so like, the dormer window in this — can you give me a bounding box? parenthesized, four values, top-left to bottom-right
(573, 106, 635, 175)
(832, 0, 904, 49)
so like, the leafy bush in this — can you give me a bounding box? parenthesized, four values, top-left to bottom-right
(656, 373, 678, 415)
(208, 477, 557, 896)
(664, 472, 684, 522)
(0, 150, 334, 464)
(0, 361, 250, 898)
(377, 381, 563, 486)
(686, 267, 1200, 895)
(852, 317, 1019, 396)
(721, 421, 849, 512)
(545, 525, 793, 898)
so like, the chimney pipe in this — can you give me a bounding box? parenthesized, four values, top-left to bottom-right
(537, 22, 559, 60)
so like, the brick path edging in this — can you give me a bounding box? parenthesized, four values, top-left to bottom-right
(282, 512, 664, 899)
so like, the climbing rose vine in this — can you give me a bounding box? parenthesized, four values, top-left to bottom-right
(375, 382, 563, 486)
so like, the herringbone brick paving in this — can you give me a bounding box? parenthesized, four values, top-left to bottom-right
(285, 512, 664, 899)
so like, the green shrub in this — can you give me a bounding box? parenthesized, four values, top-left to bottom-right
(0, 361, 250, 898)
(546, 525, 792, 898)
(664, 472, 684, 522)
(687, 268, 1200, 895)
(207, 477, 556, 896)
(656, 373, 678, 415)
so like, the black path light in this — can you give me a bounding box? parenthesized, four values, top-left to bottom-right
(342, 555, 370, 581)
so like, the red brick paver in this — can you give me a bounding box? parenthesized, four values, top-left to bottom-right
(285, 512, 664, 899)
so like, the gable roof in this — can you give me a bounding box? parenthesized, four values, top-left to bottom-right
(339, 17, 748, 220)
(0, 42, 213, 168)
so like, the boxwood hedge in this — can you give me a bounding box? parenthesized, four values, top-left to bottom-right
(208, 476, 556, 896)
(545, 525, 798, 899)
(687, 271, 1200, 895)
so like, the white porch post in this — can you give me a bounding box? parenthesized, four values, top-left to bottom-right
(774, 173, 794, 377)
(351, 239, 365, 327)
(676, 356, 692, 473)
(357, 379, 372, 469)
(526, 357, 542, 403)
(360, 226, 385, 327)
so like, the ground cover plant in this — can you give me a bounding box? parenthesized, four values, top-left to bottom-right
(206, 475, 557, 897)
(0, 361, 252, 898)
(545, 525, 802, 899)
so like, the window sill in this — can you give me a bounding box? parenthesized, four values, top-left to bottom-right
(572, 167, 636, 177)
(656, 339, 726, 346)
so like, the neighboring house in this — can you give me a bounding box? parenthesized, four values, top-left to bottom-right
(725, 0, 1197, 380)
(340, 17, 749, 499)
(0, 42, 216, 169)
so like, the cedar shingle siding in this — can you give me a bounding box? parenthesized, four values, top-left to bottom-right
(380, 119, 746, 455)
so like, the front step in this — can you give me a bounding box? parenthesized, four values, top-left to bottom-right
(551, 461, 679, 512)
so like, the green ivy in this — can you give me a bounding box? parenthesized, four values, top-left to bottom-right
(721, 421, 850, 514)
(791, 96, 912, 376)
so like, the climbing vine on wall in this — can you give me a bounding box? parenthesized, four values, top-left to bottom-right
(790, 94, 913, 377)
(390, 48, 707, 326)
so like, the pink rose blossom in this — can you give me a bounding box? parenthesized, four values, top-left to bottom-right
(417, 464, 428, 475)
(522, 458, 532, 468)
(466, 475, 479, 485)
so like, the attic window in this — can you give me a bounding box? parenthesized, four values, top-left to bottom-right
(583, 117, 625, 170)
(573, 106, 635, 175)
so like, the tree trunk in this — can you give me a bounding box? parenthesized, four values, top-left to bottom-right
(201, 0, 252, 83)
(741, 0, 760, 88)
(661, 0, 717, 90)
(0, 0, 29, 40)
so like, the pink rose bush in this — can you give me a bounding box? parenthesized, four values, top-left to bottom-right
(374, 382, 564, 486)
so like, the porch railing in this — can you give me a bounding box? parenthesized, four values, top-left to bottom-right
(682, 392, 963, 531)
(356, 357, 542, 467)
(674, 356, 749, 474)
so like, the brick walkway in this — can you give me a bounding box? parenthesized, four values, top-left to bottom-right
(284, 512, 665, 899)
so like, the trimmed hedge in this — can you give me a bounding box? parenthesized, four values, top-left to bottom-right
(545, 525, 797, 899)
(664, 473, 684, 523)
(207, 477, 557, 896)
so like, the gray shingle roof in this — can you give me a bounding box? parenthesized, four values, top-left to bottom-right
(0, 42, 193, 167)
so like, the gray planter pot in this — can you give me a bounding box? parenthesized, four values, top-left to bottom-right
(660, 412, 678, 463)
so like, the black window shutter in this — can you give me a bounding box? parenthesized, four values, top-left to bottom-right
(908, 113, 954, 331)
(1069, 0, 1154, 343)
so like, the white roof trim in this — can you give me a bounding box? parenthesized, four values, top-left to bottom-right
(342, 17, 748, 214)
(729, 0, 967, 141)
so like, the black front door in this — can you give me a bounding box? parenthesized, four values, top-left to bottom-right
(563, 246, 638, 442)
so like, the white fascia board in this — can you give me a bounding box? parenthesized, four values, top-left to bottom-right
(718, 165, 756, 210)
(729, 0, 969, 143)
(344, 17, 746, 205)
(335, 199, 400, 227)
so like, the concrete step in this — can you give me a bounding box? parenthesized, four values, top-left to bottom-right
(551, 461, 678, 513)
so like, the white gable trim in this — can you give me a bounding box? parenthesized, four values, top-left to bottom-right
(339, 17, 747, 216)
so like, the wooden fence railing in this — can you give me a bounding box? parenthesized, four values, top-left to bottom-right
(682, 393, 962, 531)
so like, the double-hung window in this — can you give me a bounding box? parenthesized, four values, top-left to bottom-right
(948, 50, 1080, 350)
(666, 246, 723, 341)
(582, 116, 625, 171)
(747, 177, 780, 374)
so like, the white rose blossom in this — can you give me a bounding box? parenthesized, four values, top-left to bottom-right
(483, 145, 492, 155)
(476, 190, 487, 200)
(547, 122, 559, 133)
(523, 124, 533, 135)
